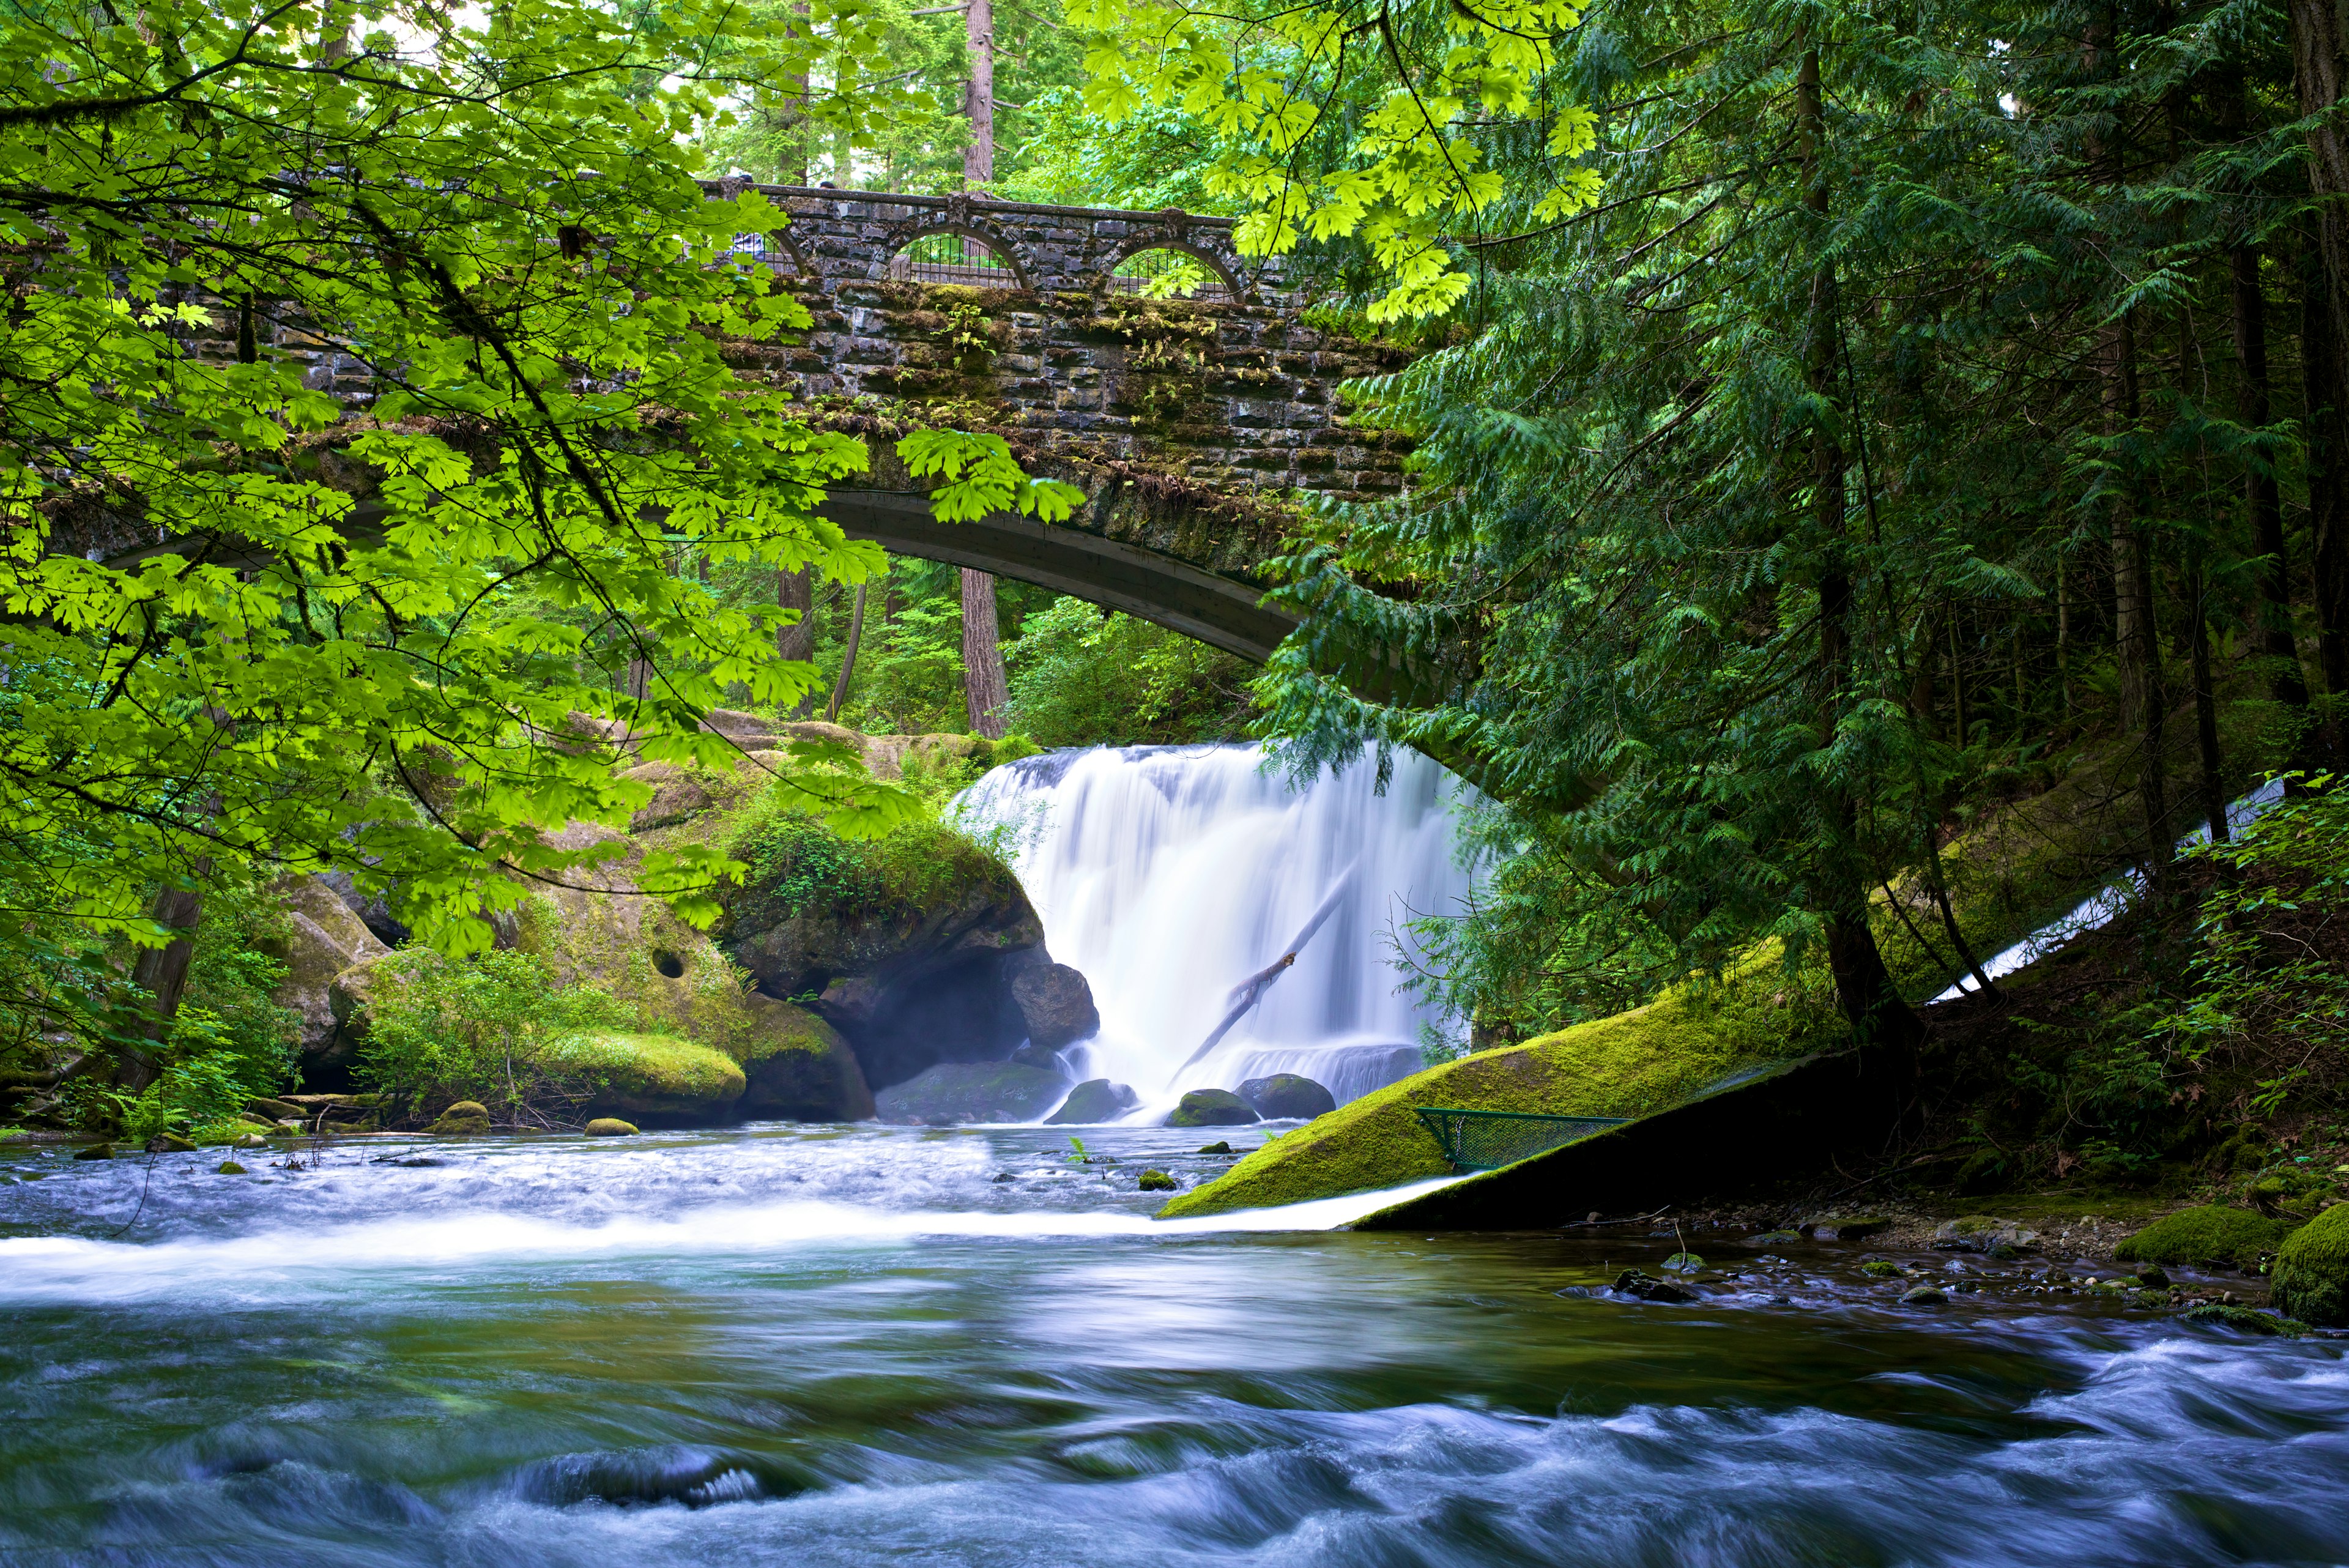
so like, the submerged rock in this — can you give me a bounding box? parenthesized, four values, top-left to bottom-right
(72, 1144, 111, 1161)
(2115, 1205, 2295, 1271)
(584, 1118, 639, 1137)
(215, 1161, 248, 1175)
(426, 1100, 492, 1135)
(874, 1062, 1070, 1126)
(1899, 1285, 1950, 1306)
(2268, 1203, 2349, 1326)
(2183, 1302, 2302, 1335)
(1167, 1088, 1258, 1128)
(1137, 1169, 1178, 1192)
(1239, 1074, 1336, 1121)
(1197, 1141, 1235, 1155)
(1612, 1269, 1694, 1303)
(1045, 1079, 1140, 1125)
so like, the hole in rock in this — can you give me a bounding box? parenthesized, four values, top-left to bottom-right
(651, 950, 686, 979)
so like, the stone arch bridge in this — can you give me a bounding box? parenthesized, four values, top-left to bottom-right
(78, 187, 1415, 667)
(702, 184, 1415, 663)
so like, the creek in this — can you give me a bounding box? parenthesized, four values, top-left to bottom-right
(4, 1122, 2347, 1566)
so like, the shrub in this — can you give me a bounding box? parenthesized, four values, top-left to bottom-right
(358, 949, 636, 1125)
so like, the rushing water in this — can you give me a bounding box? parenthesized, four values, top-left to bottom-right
(4, 1125, 2345, 1567)
(956, 745, 1474, 1110)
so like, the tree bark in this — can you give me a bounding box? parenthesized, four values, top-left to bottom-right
(2187, 541, 2232, 844)
(2230, 244, 2315, 728)
(965, 0, 994, 191)
(119, 882, 204, 1092)
(1798, 34, 1923, 1050)
(2289, 0, 2349, 709)
(826, 582, 867, 724)
(777, 567, 816, 717)
(2105, 308, 2170, 890)
(961, 568, 1011, 737)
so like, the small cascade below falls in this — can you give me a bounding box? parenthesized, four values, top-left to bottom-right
(954, 745, 1476, 1116)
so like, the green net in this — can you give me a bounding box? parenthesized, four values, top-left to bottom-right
(1412, 1107, 1633, 1172)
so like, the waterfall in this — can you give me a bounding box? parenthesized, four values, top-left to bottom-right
(954, 745, 1475, 1115)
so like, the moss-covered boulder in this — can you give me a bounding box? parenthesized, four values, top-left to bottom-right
(1239, 1074, 1335, 1121)
(1160, 970, 1837, 1220)
(2269, 1203, 2349, 1326)
(1045, 1078, 1140, 1124)
(2114, 1205, 2296, 1270)
(1167, 1088, 1258, 1128)
(584, 1118, 639, 1137)
(874, 1061, 1069, 1124)
(546, 1031, 747, 1124)
(426, 1100, 492, 1135)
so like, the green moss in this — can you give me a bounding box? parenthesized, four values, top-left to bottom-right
(536, 1031, 746, 1109)
(1157, 966, 1840, 1219)
(2269, 1202, 2349, 1326)
(728, 803, 1019, 931)
(2113, 1205, 2295, 1269)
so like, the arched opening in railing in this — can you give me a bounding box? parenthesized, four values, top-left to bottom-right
(1105, 246, 1234, 302)
(886, 231, 1022, 288)
(727, 229, 807, 278)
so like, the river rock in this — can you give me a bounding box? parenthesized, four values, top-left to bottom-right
(1238, 1074, 1336, 1121)
(73, 1143, 111, 1161)
(584, 1118, 639, 1137)
(1045, 1079, 1140, 1124)
(1900, 1285, 1950, 1306)
(1138, 1169, 1178, 1191)
(426, 1100, 492, 1135)
(1167, 1088, 1258, 1128)
(1612, 1269, 1694, 1303)
(1802, 1213, 1890, 1241)
(874, 1062, 1070, 1125)
(215, 1161, 248, 1175)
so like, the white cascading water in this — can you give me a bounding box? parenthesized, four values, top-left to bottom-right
(955, 744, 1476, 1116)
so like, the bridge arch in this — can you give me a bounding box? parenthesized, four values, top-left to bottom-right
(878, 223, 1030, 290)
(1100, 242, 1241, 303)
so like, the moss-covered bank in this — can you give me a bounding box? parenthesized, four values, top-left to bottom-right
(1159, 964, 1841, 1219)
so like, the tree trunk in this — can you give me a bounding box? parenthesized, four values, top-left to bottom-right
(120, 883, 204, 1092)
(2187, 540, 2232, 845)
(777, 567, 816, 717)
(2290, 0, 2349, 709)
(781, 2, 811, 185)
(1798, 34, 1923, 1051)
(965, 0, 994, 191)
(826, 582, 867, 724)
(2231, 244, 2315, 729)
(961, 568, 1010, 737)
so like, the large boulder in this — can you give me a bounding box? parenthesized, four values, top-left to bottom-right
(2269, 1204, 2349, 1326)
(267, 875, 390, 1077)
(1045, 1079, 1140, 1124)
(874, 1062, 1070, 1125)
(1004, 949, 1100, 1055)
(1168, 1088, 1259, 1128)
(1240, 1074, 1336, 1121)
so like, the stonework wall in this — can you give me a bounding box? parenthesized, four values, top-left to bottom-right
(717, 185, 1416, 512)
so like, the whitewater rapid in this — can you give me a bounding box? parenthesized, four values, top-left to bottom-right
(955, 745, 1475, 1112)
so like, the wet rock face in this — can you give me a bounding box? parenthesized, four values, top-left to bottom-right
(874, 1062, 1069, 1125)
(267, 875, 390, 1083)
(1239, 1074, 1335, 1121)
